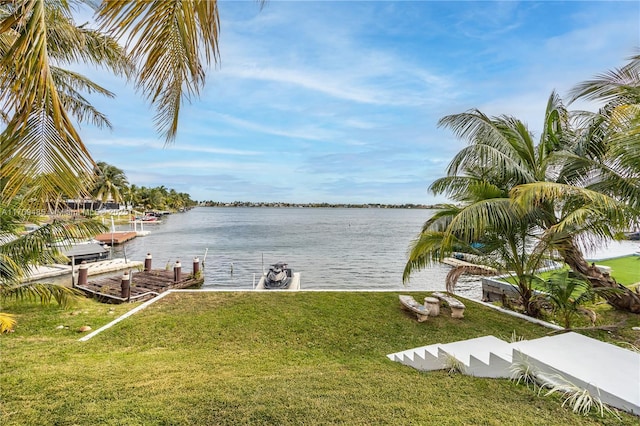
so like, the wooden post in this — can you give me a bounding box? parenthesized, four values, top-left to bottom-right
(77, 261, 89, 287)
(120, 271, 130, 299)
(193, 257, 200, 276)
(144, 253, 152, 271)
(173, 260, 182, 283)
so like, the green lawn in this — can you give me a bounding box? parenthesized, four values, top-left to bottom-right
(501, 255, 640, 290)
(590, 255, 640, 286)
(1, 292, 636, 425)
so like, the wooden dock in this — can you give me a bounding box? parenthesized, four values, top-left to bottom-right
(76, 269, 203, 304)
(94, 231, 137, 245)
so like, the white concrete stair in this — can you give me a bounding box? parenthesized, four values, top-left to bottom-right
(387, 344, 443, 371)
(387, 332, 640, 415)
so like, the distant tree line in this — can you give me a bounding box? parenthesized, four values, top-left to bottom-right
(14, 161, 197, 214)
(201, 201, 446, 209)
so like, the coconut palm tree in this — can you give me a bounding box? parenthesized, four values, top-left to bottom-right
(0, 0, 224, 328)
(404, 93, 569, 314)
(509, 54, 640, 313)
(1, 0, 224, 204)
(0, 0, 133, 205)
(90, 161, 129, 207)
(406, 73, 640, 314)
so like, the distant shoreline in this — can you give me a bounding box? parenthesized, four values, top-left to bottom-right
(200, 202, 445, 209)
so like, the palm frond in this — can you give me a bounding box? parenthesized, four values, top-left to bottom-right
(403, 230, 450, 283)
(0, 218, 106, 284)
(569, 54, 640, 104)
(1, 109, 93, 204)
(1, 281, 83, 307)
(52, 66, 114, 128)
(96, 0, 220, 143)
(0, 311, 17, 333)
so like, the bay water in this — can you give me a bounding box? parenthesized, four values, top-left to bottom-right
(112, 207, 476, 296)
(108, 207, 639, 300)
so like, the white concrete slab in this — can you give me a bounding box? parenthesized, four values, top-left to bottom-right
(513, 332, 640, 415)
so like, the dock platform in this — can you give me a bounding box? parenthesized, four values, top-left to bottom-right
(94, 231, 137, 245)
(76, 269, 203, 304)
(23, 259, 143, 283)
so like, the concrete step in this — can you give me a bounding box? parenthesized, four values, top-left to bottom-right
(388, 331, 640, 415)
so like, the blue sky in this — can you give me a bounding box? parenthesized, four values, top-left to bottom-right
(80, 1, 640, 204)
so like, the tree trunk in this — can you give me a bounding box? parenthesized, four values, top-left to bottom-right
(561, 241, 640, 314)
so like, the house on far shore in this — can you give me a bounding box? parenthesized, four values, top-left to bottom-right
(64, 199, 127, 212)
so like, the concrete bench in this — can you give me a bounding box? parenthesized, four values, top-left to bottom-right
(399, 295, 430, 322)
(432, 292, 466, 318)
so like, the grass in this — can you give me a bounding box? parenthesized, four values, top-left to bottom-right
(499, 256, 640, 290)
(589, 255, 640, 286)
(1, 292, 637, 425)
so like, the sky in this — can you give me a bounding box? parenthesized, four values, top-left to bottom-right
(79, 1, 640, 204)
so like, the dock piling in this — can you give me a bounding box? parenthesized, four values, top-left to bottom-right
(144, 253, 152, 271)
(78, 261, 89, 287)
(173, 261, 182, 283)
(120, 271, 130, 299)
(193, 257, 200, 276)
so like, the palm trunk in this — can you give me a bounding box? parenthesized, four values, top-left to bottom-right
(561, 241, 640, 314)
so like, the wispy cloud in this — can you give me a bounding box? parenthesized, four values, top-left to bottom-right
(76, 1, 638, 204)
(88, 137, 263, 156)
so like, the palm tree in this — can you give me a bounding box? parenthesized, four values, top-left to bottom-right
(0, 201, 106, 332)
(536, 269, 614, 329)
(404, 94, 569, 314)
(510, 54, 640, 312)
(0, 0, 133, 205)
(406, 67, 640, 314)
(2, 0, 224, 204)
(90, 161, 129, 207)
(0, 0, 224, 327)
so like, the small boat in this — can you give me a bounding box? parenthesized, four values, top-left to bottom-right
(263, 262, 293, 289)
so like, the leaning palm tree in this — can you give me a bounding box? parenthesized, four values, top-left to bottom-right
(509, 54, 640, 313)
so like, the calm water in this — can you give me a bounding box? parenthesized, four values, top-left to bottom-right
(106, 207, 639, 300)
(111, 207, 470, 295)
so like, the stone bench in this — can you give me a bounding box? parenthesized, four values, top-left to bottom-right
(399, 295, 430, 322)
(432, 292, 466, 318)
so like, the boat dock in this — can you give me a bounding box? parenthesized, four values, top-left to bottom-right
(94, 231, 137, 245)
(75, 256, 204, 303)
(23, 258, 143, 283)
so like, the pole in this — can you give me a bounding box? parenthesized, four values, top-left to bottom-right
(110, 216, 115, 259)
(71, 256, 75, 287)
